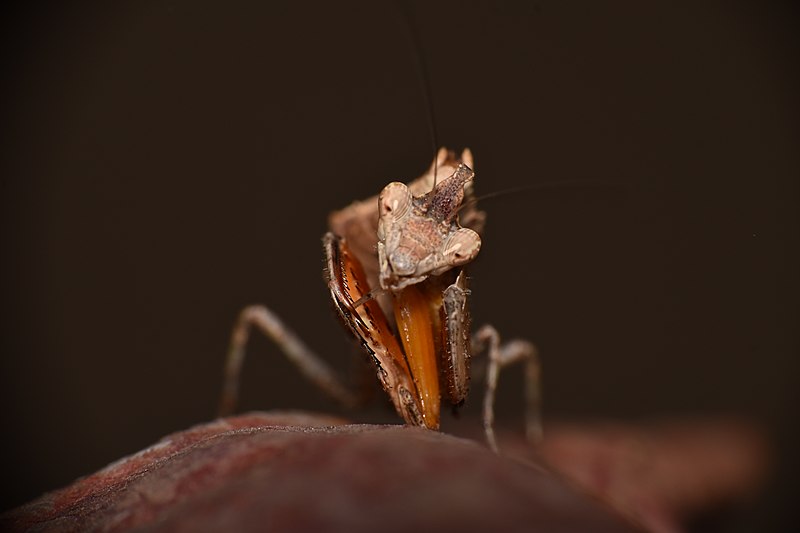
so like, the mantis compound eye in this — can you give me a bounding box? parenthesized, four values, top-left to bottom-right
(379, 182, 412, 219)
(442, 228, 481, 267)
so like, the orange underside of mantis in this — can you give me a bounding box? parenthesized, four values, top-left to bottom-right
(393, 285, 440, 429)
(329, 235, 443, 430)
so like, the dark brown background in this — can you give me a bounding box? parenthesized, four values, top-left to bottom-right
(2, 1, 797, 531)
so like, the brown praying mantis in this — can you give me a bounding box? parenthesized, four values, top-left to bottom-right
(218, 147, 542, 452)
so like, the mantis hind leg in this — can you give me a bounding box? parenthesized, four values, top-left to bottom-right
(219, 305, 358, 417)
(472, 325, 542, 453)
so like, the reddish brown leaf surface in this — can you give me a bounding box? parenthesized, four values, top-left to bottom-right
(3, 412, 765, 533)
(3, 412, 642, 533)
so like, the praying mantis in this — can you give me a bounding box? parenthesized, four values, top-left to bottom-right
(218, 147, 542, 452)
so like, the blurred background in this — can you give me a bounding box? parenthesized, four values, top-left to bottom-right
(2, 1, 797, 530)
